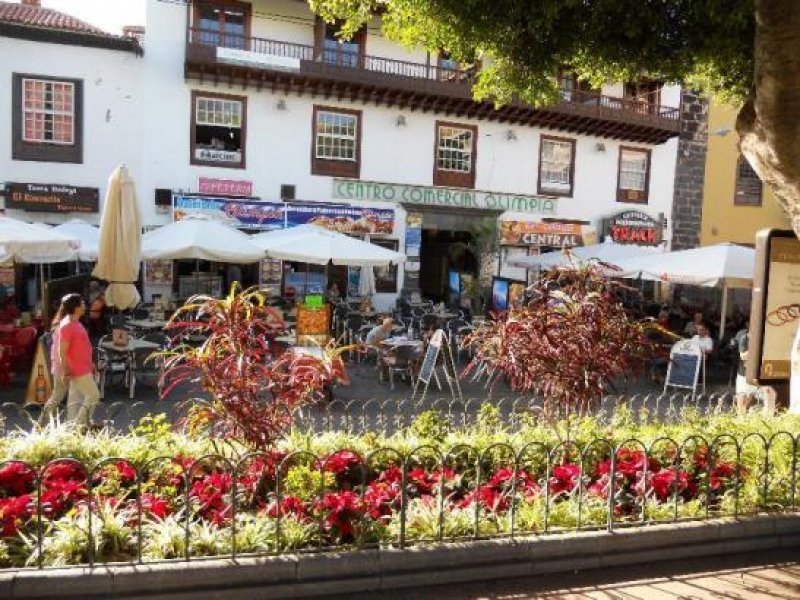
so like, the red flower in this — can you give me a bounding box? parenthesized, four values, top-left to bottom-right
(364, 480, 400, 520)
(319, 491, 364, 538)
(39, 478, 87, 518)
(710, 462, 738, 491)
(489, 467, 540, 498)
(266, 495, 308, 519)
(0, 462, 36, 497)
(138, 493, 171, 519)
(322, 451, 363, 480)
(115, 460, 137, 485)
(0, 495, 32, 537)
(42, 461, 85, 485)
(549, 464, 580, 495)
(650, 469, 689, 501)
(189, 472, 233, 523)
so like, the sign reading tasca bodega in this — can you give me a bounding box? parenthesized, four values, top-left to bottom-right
(333, 179, 558, 215)
(5, 182, 99, 213)
(609, 211, 660, 246)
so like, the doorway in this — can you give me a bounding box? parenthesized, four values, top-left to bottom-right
(419, 229, 478, 304)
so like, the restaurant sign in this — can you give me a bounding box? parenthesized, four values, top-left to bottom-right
(173, 195, 395, 234)
(333, 179, 558, 216)
(5, 182, 99, 213)
(500, 220, 588, 247)
(198, 177, 253, 196)
(609, 211, 660, 246)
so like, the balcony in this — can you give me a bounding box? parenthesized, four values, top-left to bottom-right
(185, 28, 681, 144)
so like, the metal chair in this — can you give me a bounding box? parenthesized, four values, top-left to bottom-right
(134, 333, 166, 390)
(97, 334, 133, 396)
(379, 344, 419, 390)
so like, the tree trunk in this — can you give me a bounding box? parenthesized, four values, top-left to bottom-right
(737, 0, 800, 236)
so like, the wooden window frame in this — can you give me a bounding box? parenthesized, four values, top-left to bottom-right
(537, 134, 576, 197)
(190, 90, 248, 169)
(314, 17, 366, 67)
(433, 120, 477, 189)
(310, 105, 362, 178)
(12, 73, 83, 164)
(616, 146, 651, 204)
(192, 0, 252, 47)
(733, 154, 763, 206)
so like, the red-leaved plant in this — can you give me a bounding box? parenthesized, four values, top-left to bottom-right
(464, 266, 654, 419)
(160, 285, 339, 450)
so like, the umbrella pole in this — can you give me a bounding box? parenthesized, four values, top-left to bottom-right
(304, 263, 309, 298)
(719, 282, 729, 341)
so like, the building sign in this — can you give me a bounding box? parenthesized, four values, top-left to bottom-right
(5, 182, 99, 213)
(749, 230, 800, 383)
(198, 177, 253, 197)
(287, 203, 394, 235)
(194, 148, 242, 164)
(173, 195, 395, 234)
(500, 221, 589, 247)
(333, 179, 558, 215)
(217, 47, 301, 71)
(173, 195, 285, 230)
(609, 211, 660, 246)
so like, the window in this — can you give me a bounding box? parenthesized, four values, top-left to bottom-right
(190, 91, 246, 168)
(371, 239, 399, 293)
(557, 70, 595, 101)
(617, 146, 651, 203)
(316, 19, 365, 68)
(311, 106, 361, 178)
(433, 121, 477, 188)
(12, 73, 83, 163)
(734, 155, 763, 206)
(193, 1, 250, 49)
(624, 81, 663, 115)
(537, 135, 575, 196)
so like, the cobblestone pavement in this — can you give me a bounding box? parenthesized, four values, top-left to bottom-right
(323, 548, 800, 599)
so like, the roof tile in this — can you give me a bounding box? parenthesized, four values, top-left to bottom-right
(0, 0, 119, 38)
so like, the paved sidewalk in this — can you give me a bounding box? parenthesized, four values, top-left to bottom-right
(324, 548, 800, 599)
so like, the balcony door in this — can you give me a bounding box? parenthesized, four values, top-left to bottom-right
(624, 81, 663, 115)
(193, 1, 251, 50)
(315, 19, 365, 68)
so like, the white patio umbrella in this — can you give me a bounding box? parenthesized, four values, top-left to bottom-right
(53, 219, 100, 262)
(141, 215, 265, 262)
(508, 241, 666, 270)
(0, 216, 78, 263)
(614, 243, 756, 339)
(359, 265, 376, 297)
(250, 224, 406, 266)
(93, 165, 142, 310)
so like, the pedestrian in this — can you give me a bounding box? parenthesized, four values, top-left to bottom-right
(39, 293, 101, 428)
(734, 325, 760, 412)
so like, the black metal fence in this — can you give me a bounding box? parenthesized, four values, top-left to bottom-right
(1, 427, 796, 569)
(0, 391, 739, 435)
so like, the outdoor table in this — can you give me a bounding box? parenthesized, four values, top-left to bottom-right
(290, 345, 325, 359)
(127, 319, 167, 330)
(380, 338, 424, 350)
(100, 338, 160, 399)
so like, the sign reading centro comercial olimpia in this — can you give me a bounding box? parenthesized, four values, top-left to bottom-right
(332, 179, 558, 216)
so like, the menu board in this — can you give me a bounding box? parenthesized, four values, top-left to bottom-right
(144, 260, 173, 286)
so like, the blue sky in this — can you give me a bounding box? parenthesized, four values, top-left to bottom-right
(41, 0, 146, 35)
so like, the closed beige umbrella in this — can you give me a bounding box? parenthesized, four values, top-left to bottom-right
(92, 165, 141, 309)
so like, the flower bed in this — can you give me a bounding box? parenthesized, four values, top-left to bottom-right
(0, 406, 798, 568)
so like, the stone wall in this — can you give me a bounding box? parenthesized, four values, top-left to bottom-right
(670, 91, 709, 250)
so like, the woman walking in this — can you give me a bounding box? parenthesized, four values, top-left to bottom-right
(39, 293, 100, 428)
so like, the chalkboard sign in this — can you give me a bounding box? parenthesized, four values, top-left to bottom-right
(418, 329, 444, 384)
(664, 340, 702, 394)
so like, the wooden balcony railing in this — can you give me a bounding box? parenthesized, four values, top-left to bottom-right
(187, 27, 680, 122)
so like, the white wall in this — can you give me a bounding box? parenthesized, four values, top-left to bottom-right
(0, 38, 144, 225)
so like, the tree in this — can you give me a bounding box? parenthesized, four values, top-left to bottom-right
(310, 0, 800, 235)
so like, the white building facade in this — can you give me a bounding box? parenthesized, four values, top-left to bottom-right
(2, 0, 683, 310)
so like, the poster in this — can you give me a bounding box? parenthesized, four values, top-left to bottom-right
(259, 259, 282, 286)
(760, 236, 800, 379)
(371, 239, 399, 293)
(173, 195, 285, 230)
(144, 260, 174, 286)
(405, 212, 423, 257)
(286, 203, 394, 235)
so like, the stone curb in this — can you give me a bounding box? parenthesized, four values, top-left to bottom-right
(3, 514, 799, 599)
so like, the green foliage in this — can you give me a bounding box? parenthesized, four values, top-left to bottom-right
(309, 0, 755, 106)
(409, 410, 450, 442)
(283, 465, 336, 501)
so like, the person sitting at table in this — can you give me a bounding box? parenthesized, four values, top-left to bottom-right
(366, 317, 393, 348)
(691, 324, 714, 356)
(326, 282, 341, 304)
(683, 311, 705, 337)
(39, 293, 101, 429)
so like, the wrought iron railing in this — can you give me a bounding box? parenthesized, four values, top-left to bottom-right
(2, 428, 796, 569)
(186, 27, 680, 121)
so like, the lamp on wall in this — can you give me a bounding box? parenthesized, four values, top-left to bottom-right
(711, 126, 732, 137)
(505, 129, 518, 141)
(276, 99, 287, 111)
(396, 115, 407, 128)
(595, 142, 606, 152)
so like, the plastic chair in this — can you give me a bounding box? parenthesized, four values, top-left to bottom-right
(379, 344, 419, 390)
